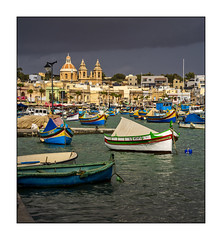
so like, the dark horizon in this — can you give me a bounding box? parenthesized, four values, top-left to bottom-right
(17, 17, 205, 77)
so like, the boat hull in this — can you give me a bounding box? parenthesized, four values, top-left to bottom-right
(146, 110, 176, 123)
(104, 129, 179, 153)
(17, 152, 78, 167)
(39, 127, 74, 145)
(66, 113, 79, 121)
(17, 161, 114, 188)
(179, 123, 205, 129)
(80, 115, 106, 125)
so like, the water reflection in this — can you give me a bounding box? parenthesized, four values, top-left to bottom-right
(17, 114, 205, 223)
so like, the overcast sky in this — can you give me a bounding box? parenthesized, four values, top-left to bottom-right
(17, 17, 205, 77)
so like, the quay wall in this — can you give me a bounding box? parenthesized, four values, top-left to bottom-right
(17, 193, 34, 223)
(17, 128, 114, 137)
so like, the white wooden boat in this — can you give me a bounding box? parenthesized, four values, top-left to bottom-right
(17, 152, 78, 167)
(66, 113, 79, 121)
(104, 117, 180, 154)
(189, 106, 204, 115)
(179, 122, 205, 129)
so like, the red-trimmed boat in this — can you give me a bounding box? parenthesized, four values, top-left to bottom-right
(146, 109, 177, 123)
(104, 117, 180, 153)
(79, 113, 106, 125)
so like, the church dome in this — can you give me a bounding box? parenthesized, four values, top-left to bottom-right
(60, 54, 77, 72)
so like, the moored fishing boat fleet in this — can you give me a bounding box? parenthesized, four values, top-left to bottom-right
(17, 101, 205, 188)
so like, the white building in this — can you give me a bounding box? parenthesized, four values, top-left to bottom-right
(29, 74, 42, 83)
(125, 74, 138, 86)
(141, 75, 168, 88)
(167, 89, 190, 104)
(185, 75, 205, 89)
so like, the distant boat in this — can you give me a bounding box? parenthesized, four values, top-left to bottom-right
(156, 102, 172, 111)
(17, 152, 78, 167)
(188, 105, 204, 115)
(179, 113, 205, 129)
(146, 109, 176, 123)
(17, 156, 115, 188)
(181, 104, 190, 112)
(33, 108, 49, 116)
(39, 117, 74, 145)
(120, 108, 130, 114)
(104, 117, 180, 154)
(66, 113, 79, 121)
(79, 113, 106, 125)
(138, 109, 148, 116)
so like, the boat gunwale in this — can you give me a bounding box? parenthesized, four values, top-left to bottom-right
(79, 114, 106, 122)
(104, 128, 180, 139)
(17, 161, 114, 178)
(17, 152, 78, 166)
(17, 160, 113, 171)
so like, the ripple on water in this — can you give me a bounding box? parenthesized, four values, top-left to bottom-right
(18, 115, 205, 223)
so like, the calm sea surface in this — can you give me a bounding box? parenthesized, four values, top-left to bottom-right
(17, 115, 205, 223)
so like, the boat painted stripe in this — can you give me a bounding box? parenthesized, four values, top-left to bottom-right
(147, 111, 176, 120)
(105, 133, 172, 141)
(105, 136, 172, 145)
(104, 135, 172, 145)
(39, 128, 64, 138)
(79, 115, 106, 123)
(40, 128, 73, 139)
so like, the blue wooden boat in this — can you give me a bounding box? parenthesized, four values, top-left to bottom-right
(129, 112, 134, 117)
(39, 117, 74, 145)
(156, 102, 172, 111)
(79, 113, 106, 125)
(138, 109, 148, 116)
(17, 157, 115, 188)
(146, 109, 176, 123)
(183, 113, 205, 124)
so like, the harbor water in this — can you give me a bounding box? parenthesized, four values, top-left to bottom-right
(17, 115, 205, 223)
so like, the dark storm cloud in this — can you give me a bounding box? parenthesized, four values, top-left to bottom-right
(17, 17, 204, 55)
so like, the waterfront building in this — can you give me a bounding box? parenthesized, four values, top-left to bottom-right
(173, 79, 184, 89)
(141, 75, 168, 88)
(125, 74, 138, 86)
(29, 74, 42, 83)
(167, 89, 190, 104)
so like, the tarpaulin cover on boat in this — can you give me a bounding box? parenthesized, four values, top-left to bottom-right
(43, 117, 64, 132)
(111, 117, 158, 137)
(184, 113, 205, 124)
(17, 103, 28, 108)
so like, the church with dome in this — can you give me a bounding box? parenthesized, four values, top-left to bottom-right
(60, 54, 103, 85)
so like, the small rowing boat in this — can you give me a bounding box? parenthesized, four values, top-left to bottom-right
(17, 152, 78, 167)
(17, 156, 115, 188)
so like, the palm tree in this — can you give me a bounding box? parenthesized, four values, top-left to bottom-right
(39, 88, 45, 103)
(27, 89, 33, 102)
